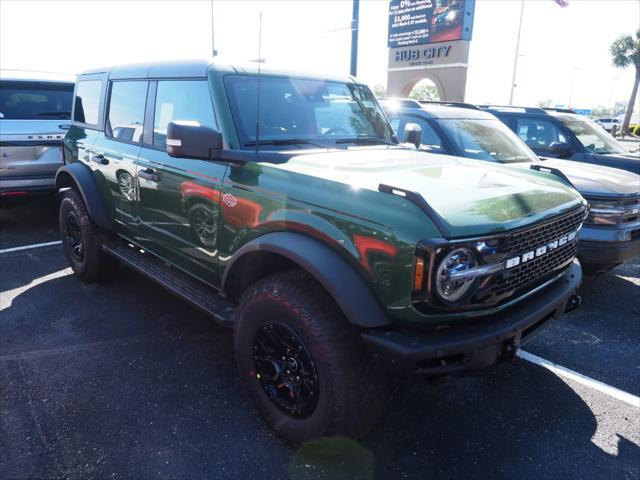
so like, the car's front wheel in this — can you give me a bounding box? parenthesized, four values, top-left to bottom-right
(59, 189, 117, 282)
(234, 270, 387, 443)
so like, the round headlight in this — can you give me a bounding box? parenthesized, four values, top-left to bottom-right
(436, 248, 477, 303)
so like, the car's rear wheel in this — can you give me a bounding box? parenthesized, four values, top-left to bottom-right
(59, 189, 117, 282)
(234, 270, 387, 443)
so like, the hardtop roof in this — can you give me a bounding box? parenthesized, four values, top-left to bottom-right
(78, 59, 358, 83)
(384, 103, 497, 121)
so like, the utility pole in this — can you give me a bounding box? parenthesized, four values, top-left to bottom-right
(509, 0, 524, 105)
(211, 0, 218, 57)
(350, 0, 359, 77)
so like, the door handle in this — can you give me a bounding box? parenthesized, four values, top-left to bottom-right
(138, 167, 159, 182)
(91, 154, 109, 165)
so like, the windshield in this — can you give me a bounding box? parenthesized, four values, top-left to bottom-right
(439, 118, 539, 163)
(561, 117, 627, 155)
(224, 75, 397, 149)
(0, 80, 73, 120)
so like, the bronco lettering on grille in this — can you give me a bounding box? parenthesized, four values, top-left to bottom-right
(505, 231, 577, 269)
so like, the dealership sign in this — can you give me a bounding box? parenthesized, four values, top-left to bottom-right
(388, 0, 476, 48)
(388, 42, 470, 70)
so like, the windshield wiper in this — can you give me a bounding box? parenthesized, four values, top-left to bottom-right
(243, 138, 324, 148)
(35, 111, 71, 118)
(335, 136, 396, 146)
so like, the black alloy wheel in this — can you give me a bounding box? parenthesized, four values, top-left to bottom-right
(65, 212, 84, 261)
(253, 322, 319, 418)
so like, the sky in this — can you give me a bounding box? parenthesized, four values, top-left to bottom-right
(1, 0, 639, 110)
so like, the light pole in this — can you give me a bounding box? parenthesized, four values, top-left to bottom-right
(567, 67, 581, 108)
(509, 0, 525, 105)
(210, 0, 218, 57)
(350, 0, 360, 77)
(609, 77, 620, 117)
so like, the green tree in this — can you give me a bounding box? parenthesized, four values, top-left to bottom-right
(537, 98, 553, 108)
(372, 84, 387, 98)
(408, 83, 439, 101)
(610, 30, 640, 133)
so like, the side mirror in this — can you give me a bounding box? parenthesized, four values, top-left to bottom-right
(167, 121, 223, 159)
(549, 142, 573, 158)
(403, 123, 422, 149)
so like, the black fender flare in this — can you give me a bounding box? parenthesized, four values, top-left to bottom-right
(222, 232, 392, 328)
(55, 162, 113, 231)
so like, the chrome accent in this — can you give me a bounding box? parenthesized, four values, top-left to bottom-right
(447, 262, 503, 280)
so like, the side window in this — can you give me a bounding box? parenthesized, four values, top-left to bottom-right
(394, 114, 443, 152)
(516, 118, 567, 150)
(73, 80, 102, 125)
(106, 81, 147, 143)
(153, 80, 216, 148)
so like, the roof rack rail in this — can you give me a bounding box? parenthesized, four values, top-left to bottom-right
(543, 107, 577, 114)
(418, 100, 480, 110)
(477, 105, 548, 114)
(378, 97, 422, 108)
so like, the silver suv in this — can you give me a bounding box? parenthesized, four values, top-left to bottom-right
(0, 71, 74, 196)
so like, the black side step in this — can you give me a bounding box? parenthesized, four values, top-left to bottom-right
(103, 241, 235, 327)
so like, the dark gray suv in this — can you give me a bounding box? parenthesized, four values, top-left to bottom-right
(383, 100, 640, 274)
(0, 71, 74, 196)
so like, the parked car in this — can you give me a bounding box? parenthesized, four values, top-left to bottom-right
(0, 70, 74, 196)
(383, 100, 640, 274)
(476, 106, 640, 176)
(58, 60, 585, 443)
(595, 118, 621, 133)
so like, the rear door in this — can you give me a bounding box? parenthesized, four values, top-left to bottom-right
(0, 80, 74, 191)
(136, 79, 227, 284)
(91, 80, 148, 236)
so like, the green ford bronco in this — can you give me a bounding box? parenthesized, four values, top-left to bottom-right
(58, 60, 585, 443)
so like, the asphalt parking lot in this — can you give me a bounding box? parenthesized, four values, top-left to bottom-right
(1, 196, 639, 480)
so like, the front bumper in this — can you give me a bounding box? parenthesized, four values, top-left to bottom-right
(361, 260, 582, 375)
(578, 225, 640, 269)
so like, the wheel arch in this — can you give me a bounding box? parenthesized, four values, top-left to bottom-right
(55, 163, 113, 231)
(222, 232, 392, 328)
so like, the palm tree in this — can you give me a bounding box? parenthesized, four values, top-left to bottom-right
(610, 30, 640, 134)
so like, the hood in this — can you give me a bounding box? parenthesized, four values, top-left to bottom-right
(268, 148, 584, 238)
(590, 152, 640, 176)
(517, 159, 640, 198)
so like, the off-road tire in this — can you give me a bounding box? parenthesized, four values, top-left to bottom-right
(234, 270, 388, 443)
(59, 189, 117, 282)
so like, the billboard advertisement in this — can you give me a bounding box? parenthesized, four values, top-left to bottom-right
(388, 0, 475, 48)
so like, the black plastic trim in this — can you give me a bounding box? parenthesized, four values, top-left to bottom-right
(221, 232, 392, 328)
(362, 260, 582, 374)
(529, 164, 576, 189)
(378, 183, 451, 238)
(55, 162, 113, 230)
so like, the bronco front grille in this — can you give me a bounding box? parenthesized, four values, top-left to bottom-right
(415, 206, 587, 312)
(488, 206, 586, 302)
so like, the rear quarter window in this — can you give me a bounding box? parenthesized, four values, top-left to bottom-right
(73, 80, 103, 126)
(0, 80, 73, 120)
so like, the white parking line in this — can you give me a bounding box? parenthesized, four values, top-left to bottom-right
(0, 240, 62, 254)
(0, 267, 73, 311)
(518, 350, 640, 408)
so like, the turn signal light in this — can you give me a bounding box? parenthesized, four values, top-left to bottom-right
(413, 256, 425, 292)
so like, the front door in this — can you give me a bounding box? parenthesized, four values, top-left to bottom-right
(91, 80, 148, 236)
(136, 79, 227, 284)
